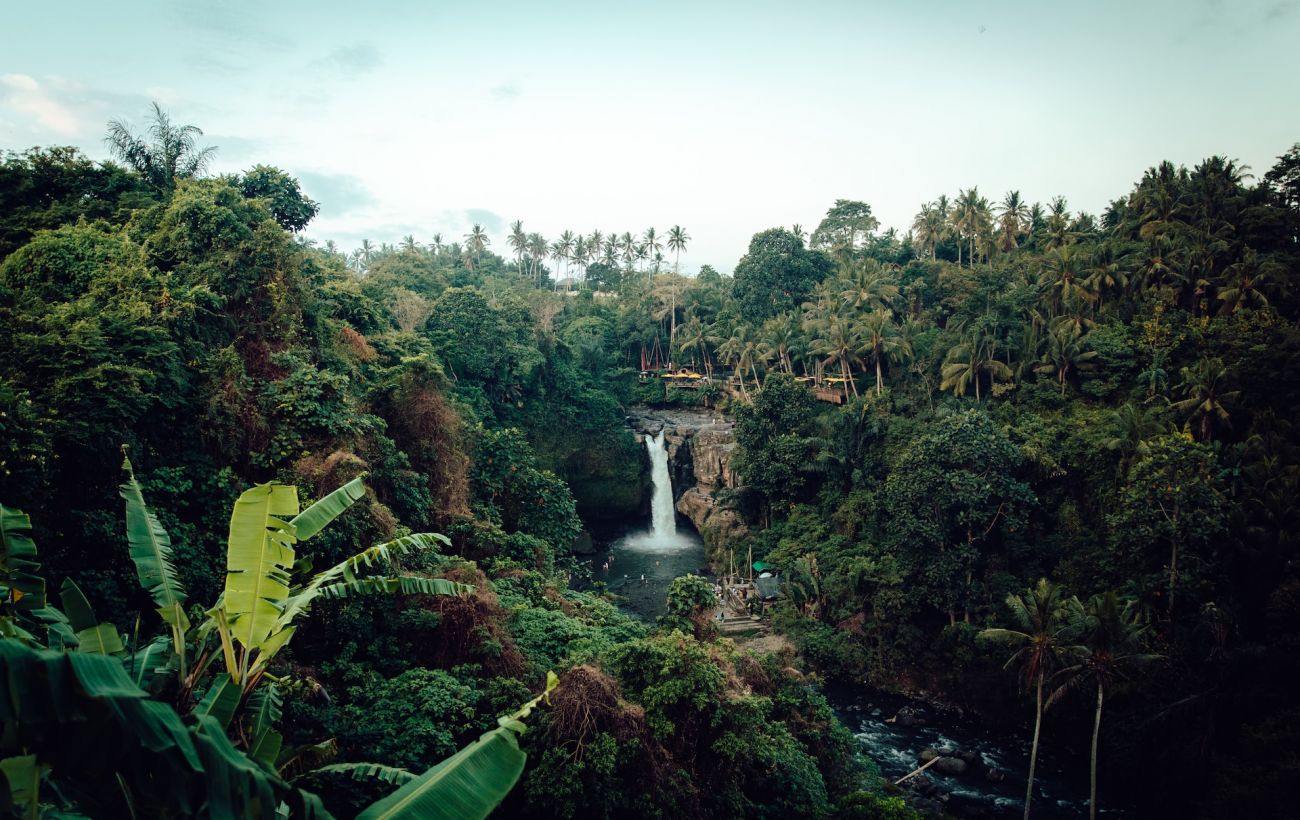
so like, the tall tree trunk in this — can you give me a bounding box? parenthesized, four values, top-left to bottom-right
(1169, 540, 1179, 616)
(876, 357, 883, 396)
(1025, 673, 1044, 820)
(1089, 682, 1104, 820)
(670, 283, 678, 357)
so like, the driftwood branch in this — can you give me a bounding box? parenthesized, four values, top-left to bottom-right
(894, 755, 941, 785)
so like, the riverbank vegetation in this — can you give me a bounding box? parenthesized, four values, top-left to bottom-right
(1, 103, 1297, 817)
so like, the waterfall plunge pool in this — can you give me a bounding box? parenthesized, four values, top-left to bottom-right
(587, 429, 709, 619)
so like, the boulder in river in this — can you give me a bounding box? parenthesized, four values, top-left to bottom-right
(910, 774, 942, 797)
(910, 796, 944, 815)
(891, 705, 927, 727)
(919, 747, 939, 763)
(931, 756, 968, 776)
(984, 767, 1006, 783)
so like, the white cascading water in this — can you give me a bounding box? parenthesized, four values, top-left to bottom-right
(646, 430, 677, 541)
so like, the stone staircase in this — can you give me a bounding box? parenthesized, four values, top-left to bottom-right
(717, 614, 769, 636)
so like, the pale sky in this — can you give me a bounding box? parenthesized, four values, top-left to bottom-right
(3, 0, 1298, 273)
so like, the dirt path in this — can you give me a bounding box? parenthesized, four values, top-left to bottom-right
(733, 630, 794, 655)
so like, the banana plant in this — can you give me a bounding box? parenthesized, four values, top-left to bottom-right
(0, 504, 46, 642)
(357, 671, 559, 820)
(208, 476, 469, 691)
(120, 454, 190, 676)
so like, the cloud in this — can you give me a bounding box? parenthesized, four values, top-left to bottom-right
(312, 43, 383, 78)
(202, 133, 268, 167)
(0, 74, 81, 136)
(464, 208, 504, 233)
(1264, 1, 1297, 21)
(297, 170, 376, 216)
(1, 73, 38, 91)
(489, 82, 521, 102)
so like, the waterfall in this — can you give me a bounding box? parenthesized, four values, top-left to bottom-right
(646, 430, 677, 541)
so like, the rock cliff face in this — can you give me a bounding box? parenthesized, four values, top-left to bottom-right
(628, 408, 749, 557)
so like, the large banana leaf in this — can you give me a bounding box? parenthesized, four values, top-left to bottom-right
(356, 671, 557, 820)
(246, 683, 285, 769)
(119, 457, 188, 630)
(126, 634, 174, 688)
(290, 476, 367, 542)
(0, 638, 332, 819)
(58, 578, 123, 654)
(192, 672, 241, 729)
(223, 483, 300, 651)
(262, 534, 455, 661)
(0, 754, 43, 820)
(308, 763, 415, 786)
(357, 724, 526, 820)
(0, 505, 45, 614)
(318, 576, 475, 599)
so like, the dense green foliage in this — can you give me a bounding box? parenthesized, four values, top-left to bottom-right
(3, 105, 1298, 817)
(706, 150, 1300, 818)
(0, 111, 898, 818)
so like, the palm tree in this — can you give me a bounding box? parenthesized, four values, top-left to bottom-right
(941, 334, 1012, 400)
(911, 202, 943, 260)
(430, 233, 444, 254)
(1044, 196, 1072, 250)
(667, 226, 690, 276)
(401, 235, 420, 252)
(464, 224, 490, 272)
(572, 236, 589, 286)
(860, 310, 909, 395)
(676, 316, 718, 378)
(1104, 403, 1167, 473)
(1086, 242, 1134, 306)
(953, 187, 991, 266)
(1049, 592, 1161, 820)
(980, 580, 1081, 820)
(619, 232, 636, 274)
(1034, 324, 1098, 395)
(716, 324, 761, 398)
(601, 237, 619, 268)
(508, 220, 527, 277)
(643, 227, 663, 278)
(558, 230, 577, 287)
(839, 260, 900, 314)
(105, 102, 216, 192)
(997, 191, 1030, 252)
(526, 233, 548, 285)
(1217, 248, 1275, 314)
(1171, 357, 1239, 441)
(350, 239, 375, 274)
(758, 314, 801, 375)
(1040, 244, 1096, 316)
(549, 239, 568, 290)
(810, 315, 864, 398)
(934, 194, 953, 256)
